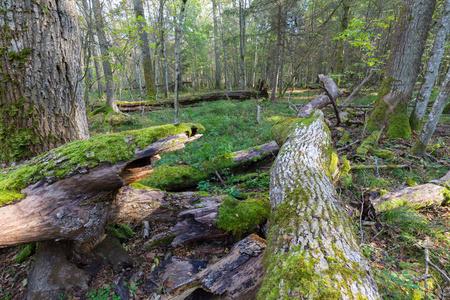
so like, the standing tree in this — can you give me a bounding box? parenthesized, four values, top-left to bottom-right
(0, 0, 89, 164)
(132, 0, 157, 99)
(335, 0, 351, 85)
(174, 0, 188, 124)
(212, 0, 221, 89)
(270, 0, 283, 102)
(409, 0, 450, 131)
(92, 0, 119, 113)
(238, 0, 246, 90)
(365, 0, 436, 139)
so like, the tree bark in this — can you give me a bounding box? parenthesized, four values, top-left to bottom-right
(91, 0, 119, 112)
(409, 0, 450, 131)
(133, 0, 157, 99)
(366, 0, 436, 139)
(238, 0, 246, 90)
(212, 0, 221, 89)
(0, 123, 203, 248)
(411, 65, 450, 157)
(159, 0, 170, 98)
(218, 0, 232, 91)
(335, 0, 351, 85)
(260, 111, 380, 299)
(0, 0, 89, 163)
(270, 1, 283, 102)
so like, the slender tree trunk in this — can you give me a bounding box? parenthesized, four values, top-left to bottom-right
(335, 0, 351, 85)
(134, 46, 143, 98)
(212, 0, 221, 89)
(91, 0, 119, 112)
(174, 0, 188, 124)
(133, 0, 157, 99)
(0, 0, 89, 163)
(259, 111, 380, 299)
(92, 38, 104, 99)
(238, 0, 246, 89)
(270, 1, 282, 102)
(159, 0, 170, 98)
(366, 0, 436, 139)
(218, 0, 232, 91)
(411, 66, 450, 157)
(409, 0, 450, 131)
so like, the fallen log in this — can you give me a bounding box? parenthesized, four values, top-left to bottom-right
(116, 89, 269, 112)
(297, 74, 342, 118)
(0, 123, 204, 248)
(260, 111, 380, 299)
(373, 183, 450, 213)
(140, 141, 280, 191)
(167, 234, 266, 299)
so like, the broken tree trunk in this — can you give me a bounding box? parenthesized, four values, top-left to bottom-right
(260, 111, 380, 299)
(117, 89, 269, 112)
(298, 74, 341, 118)
(0, 123, 203, 248)
(141, 141, 280, 191)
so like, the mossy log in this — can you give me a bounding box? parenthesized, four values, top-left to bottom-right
(117, 89, 268, 112)
(140, 141, 280, 191)
(260, 111, 380, 299)
(167, 234, 266, 299)
(0, 123, 203, 248)
(297, 74, 341, 118)
(373, 183, 450, 212)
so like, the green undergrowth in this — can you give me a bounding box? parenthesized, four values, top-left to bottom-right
(0, 123, 203, 206)
(106, 223, 134, 241)
(216, 195, 270, 238)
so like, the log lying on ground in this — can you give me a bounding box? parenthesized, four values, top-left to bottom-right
(0, 123, 204, 248)
(260, 111, 380, 299)
(117, 89, 269, 112)
(297, 74, 342, 118)
(373, 176, 450, 212)
(140, 141, 280, 191)
(167, 234, 266, 300)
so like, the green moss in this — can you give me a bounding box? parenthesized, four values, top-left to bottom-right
(443, 103, 450, 114)
(106, 223, 134, 240)
(146, 235, 175, 249)
(356, 131, 379, 156)
(367, 77, 394, 132)
(130, 182, 152, 190)
(216, 195, 270, 237)
(271, 115, 319, 146)
(371, 149, 394, 159)
(386, 103, 411, 139)
(13, 243, 36, 264)
(405, 178, 418, 187)
(328, 151, 339, 179)
(337, 132, 350, 146)
(0, 123, 204, 207)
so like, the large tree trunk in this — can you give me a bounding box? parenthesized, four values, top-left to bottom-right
(133, 0, 157, 99)
(174, 0, 188, 124)
(0, 123, 203, 248)
(259, 111, 380, 299)
(366, 0, 436, 139)
(91, 0, 119, 113)
(0, 0, 89, 163)
(409, 0, 450, 131)
(218, 0, 232, 91)
(212, 0, 221, 89)
(238, 0, 246, 90)
(159, 0, 170, 98)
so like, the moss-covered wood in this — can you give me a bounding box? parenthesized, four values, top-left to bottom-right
(259, 111, 380, 299)
(0, 123, 203, 247)
(140, 141, 279, 191)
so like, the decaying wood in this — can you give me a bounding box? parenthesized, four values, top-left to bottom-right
(143, 141, 280, 191)
(373, 183, 449, 212)
(167, 234, 266, 299)
(117, 89, 269, 112)
(0, 128, 202, 248)
(261, 111, 380, 299)
(297, 74, 342, 118)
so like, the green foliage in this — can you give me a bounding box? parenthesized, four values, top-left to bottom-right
(87, 284, 120, 300)
(0, 123, 203, 206)
(375, 269, 425, 300)
(13, 243, 36, 264)
(216, 195, 270, 237)
(106, 223, 134, 240)
(356, 131, 379, 156)
(228, 171, 270, 190)
(371, 149, 394, 160)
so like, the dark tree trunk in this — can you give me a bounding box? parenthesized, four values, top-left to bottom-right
(366, 0, 436, 139)
(0, 0, 89, 164)
(133, 0, 156, 99)
(212, 0, 221, 89)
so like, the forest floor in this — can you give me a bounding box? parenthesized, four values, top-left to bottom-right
(1, 88, 449, 299)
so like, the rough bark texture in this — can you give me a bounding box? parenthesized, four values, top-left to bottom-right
(366, 0, 436, 139)
(0, 123, 203, 248)
(212, 0, 221, 89)
(373, 183, 449, 212)
(335, 0, 351, 84)
(238, 0, 246, 90)
(168, 234, 266, 299)
(411, 66, 450, 156)
(0, 0, 89, 163)
(297, 74, 341, 118)
(174, 0, 187, 124)
(133, 0, 156, 99)
(270, 1, 283, 102)
(218, 0, 232, 91)
(140, 141, 280, 191)
(410, 0, 450, 131)
(260, 111, 380, 299)
(92, 0, 118, 112)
